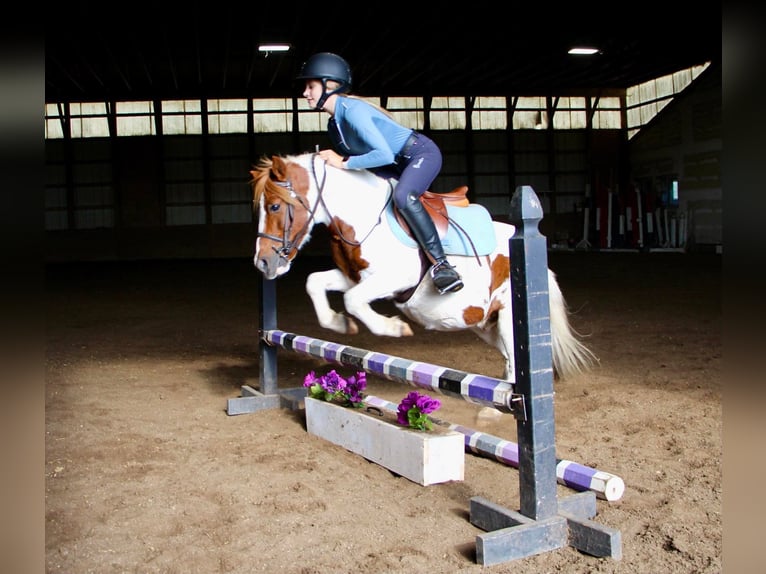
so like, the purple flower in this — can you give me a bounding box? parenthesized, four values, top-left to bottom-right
(303, 371, 318, 388)
(396, 391, 441, 430)
(304, 369, 367, 407)
(415, 393, 441, 414)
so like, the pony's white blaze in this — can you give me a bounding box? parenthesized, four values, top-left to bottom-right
(254, 203, 288, 278)
(250, 153, 597, 382)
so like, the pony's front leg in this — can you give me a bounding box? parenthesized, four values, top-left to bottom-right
(305, 270, 359, 335)
(343, 278, 415, 337)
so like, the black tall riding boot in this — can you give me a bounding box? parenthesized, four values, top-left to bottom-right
(399, 194, 464, 294)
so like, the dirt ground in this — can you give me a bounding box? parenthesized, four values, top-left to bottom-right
(44, 250, 722, 573)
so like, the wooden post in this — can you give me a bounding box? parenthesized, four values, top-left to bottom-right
(509, 185, 559, 521)
(226, 275, 304, 414)
(259, 275, 278, 395)
(471, 185, 621, 565)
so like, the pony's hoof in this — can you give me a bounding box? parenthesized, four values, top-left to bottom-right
(344, 316, 359, 335)
(383, 316, 414, 337)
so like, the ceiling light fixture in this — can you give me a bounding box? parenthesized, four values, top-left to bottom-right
(258, 44, 291, 53)
(568, 47, 600, 55)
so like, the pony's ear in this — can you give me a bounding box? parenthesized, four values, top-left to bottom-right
(271, 156, 288, 181)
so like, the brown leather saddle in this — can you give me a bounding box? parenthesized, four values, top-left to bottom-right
(393, 185, 469, 236)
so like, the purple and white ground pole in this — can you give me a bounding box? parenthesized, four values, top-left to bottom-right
(364, 395, 625, 502)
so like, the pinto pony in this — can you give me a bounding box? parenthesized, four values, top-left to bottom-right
(250, 152, 595, 383)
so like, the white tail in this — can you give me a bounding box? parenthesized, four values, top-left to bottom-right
(548, 274, 598, 379)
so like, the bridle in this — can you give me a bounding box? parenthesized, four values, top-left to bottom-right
(256, 176, 317, 264)
(257, 153, 391, 264)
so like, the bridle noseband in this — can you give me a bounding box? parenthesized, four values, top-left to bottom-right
(256, 177, 315, 263)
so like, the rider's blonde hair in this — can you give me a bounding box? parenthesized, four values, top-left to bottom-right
(326, 80, 394, 119)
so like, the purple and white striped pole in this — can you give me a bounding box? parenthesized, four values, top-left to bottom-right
(262, 329, 514, 412)
(365, 395, 625, 501)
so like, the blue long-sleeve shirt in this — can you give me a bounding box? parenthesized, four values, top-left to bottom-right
(331, 96, 413, 170)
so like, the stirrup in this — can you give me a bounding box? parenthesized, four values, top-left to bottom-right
(436, 277, 464, 295)
(430, 261, 464, 295)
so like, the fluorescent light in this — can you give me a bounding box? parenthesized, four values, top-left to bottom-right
(568, 47, 599, 55)
(258, 44, 291, 52)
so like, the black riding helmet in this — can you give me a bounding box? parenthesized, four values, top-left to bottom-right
(296, 52, 352, 111)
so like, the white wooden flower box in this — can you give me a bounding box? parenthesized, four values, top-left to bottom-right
(305, 396, 464, 486)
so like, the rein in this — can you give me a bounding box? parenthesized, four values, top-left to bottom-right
(258, 154, 390, 262)
(308, 154, 390, 247)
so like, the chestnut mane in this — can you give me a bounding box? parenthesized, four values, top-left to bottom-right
(249, 155, 304, 210)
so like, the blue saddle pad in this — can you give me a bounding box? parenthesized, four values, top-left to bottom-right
(386, 199, 497, 256)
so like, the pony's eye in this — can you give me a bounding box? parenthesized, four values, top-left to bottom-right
(269, 203, 280, 213)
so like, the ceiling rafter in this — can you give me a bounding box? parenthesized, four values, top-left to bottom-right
(45, 5, 721, 104)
